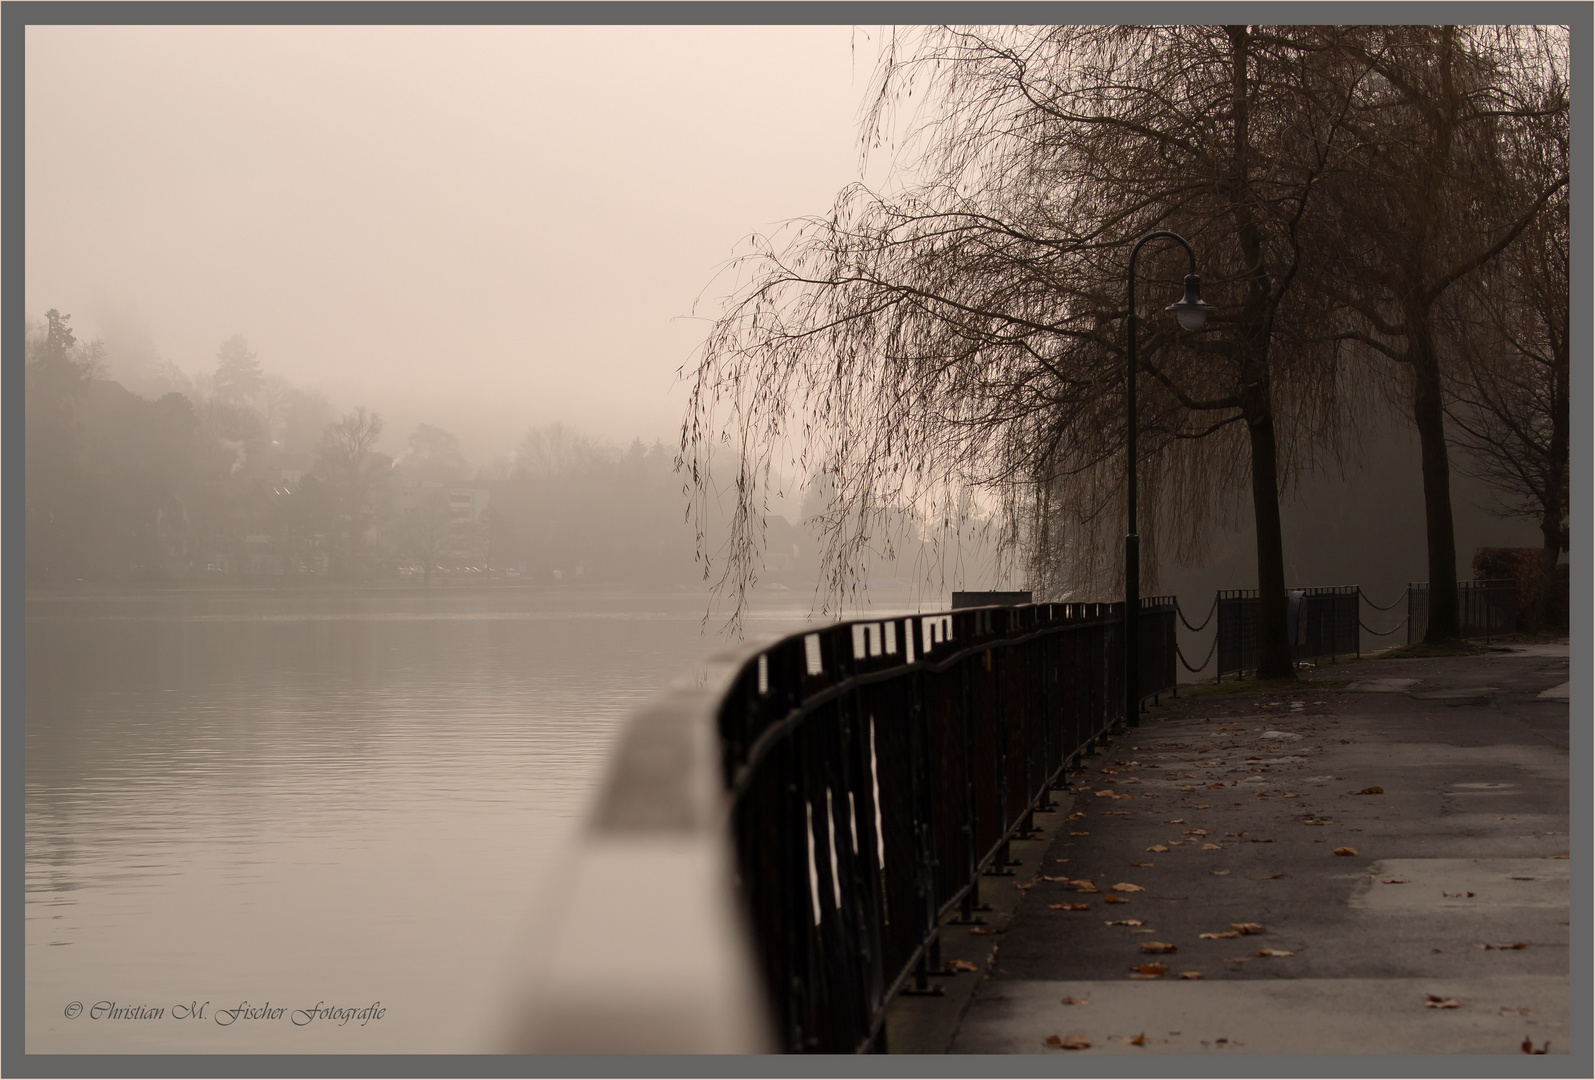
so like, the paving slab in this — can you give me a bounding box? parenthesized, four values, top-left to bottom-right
(887, 643, 1573, 1057)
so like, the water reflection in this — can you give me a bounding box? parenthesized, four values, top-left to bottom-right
(26, 586, 905, 1052)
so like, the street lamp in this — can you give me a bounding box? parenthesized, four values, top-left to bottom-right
(1125, 232, 1213, 728)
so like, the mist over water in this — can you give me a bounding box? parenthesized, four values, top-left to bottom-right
(26, 586, 933, 1052)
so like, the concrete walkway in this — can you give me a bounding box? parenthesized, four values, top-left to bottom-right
(886, 641, 1572, 1056)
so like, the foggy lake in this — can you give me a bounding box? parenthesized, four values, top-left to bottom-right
(24, 585, 921, 1053)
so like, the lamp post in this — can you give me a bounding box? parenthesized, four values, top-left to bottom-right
(1125, 232, 1214, 727)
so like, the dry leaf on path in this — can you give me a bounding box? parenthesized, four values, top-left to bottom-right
(1258, 873, 1287, 880)
(1424, 995, 1461, 1009)
(1041, 874, 1072, 882)
(1166, 819, 1185, 824)
(1060, 995, 1089, 1005)
(1095, 790, 1114, 797)
(1128, 1032, 1147, 1045)
(1112, 882, 1145, 892)
(1185, 829, 1210, 836)
(1255, 948, 1294, 957)
(1061, 1033, 1091, 1049)
(1131, 962, 1168, 976)
(1194, 803, 1213, 808)
(1104, 894, 1129, 904)
(1068, 812, 1087, 821)
(1050, 903, 1092, 911)
(946, 959, 979, 972)
(1177, 971, 1204, 980)
(1147, 844, 1169, 853)
(1332, 847, 1358, 856)
(1016, 881, 1037, 890)
(1476, 942, 1528, 950)
(1211, 870, 1231, 876)
(1139, 941, 1177, 953)
(1131, 862, 1155, 867)
(1105, 919, 1145, 926)
(1521, 1037, 1549, 1054)
(1200, 931, 1241, 940)
(1069, 831, 1090, 837)
(1231, 923, 1266, 935)
(1201, 843, 1222, 850)
(1353, 786, 1385, 795)
(970, 926, 1004, 934)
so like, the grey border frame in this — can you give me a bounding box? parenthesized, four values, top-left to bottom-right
(6, 2, 1588, 1077)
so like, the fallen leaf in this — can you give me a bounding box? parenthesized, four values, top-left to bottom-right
(1332, 847, 1358, 856)
(1476, 942, 1528, 950)
(1054, 858, 1070, 864)
(1104, 893, 1129, 904)
(1304, 818, 1335, 826)
(1105, 919, 1145, 926)
(1185, 829, 1210, 836)
(946, 959, 979, 972)
(1167, 840, 1183, 846)
(1131, 962, 1168, 976)
(970, 926, 1005, 934)
(1041, 874, 1072, 882)
(1353, 786, 1384, 795)
(1200, 930, 1241, 940)
(1069, 831, 1090, 837)
(1146, 845, 1169, 853)
(1380, 878, 1409, 884)
(1073, 882, 1100, 893)
(1043, 1034, 1064, 1048)
(1551, 854, 1569, 859)
(1094, 790, 1114, 797)
(1257, 872, 1287, 880)
(1208, 783, 1226, 789)
(1166, 819, 1185, 824)
(1067, 812, 1087, 821)
(1201, 843, 1222, 850)
(1061, 1033, 1092, 1049)
(1140, 941, 1178, 954)
(1128, 1032, 1147, 1045)
(1281, 794, 1298, 799)
(1112, 882, 1145, 892)
(1210, 869, 1231, 876)
(1131, 862, 1155, 867)
(1177, 971, 1204, 980)
(1231, 922, 1266, 935)
(1059, 995, 1090, 1005)
(1424, 995, 1461, 1009)
(1255, 948, 1294, 957)
(1016, 881, 1037, 890)
(1050, 903, 1092, 911)
(1520, 1035, 1549, 1054)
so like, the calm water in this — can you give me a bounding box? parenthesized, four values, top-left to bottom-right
(24, 586, 916, 1053)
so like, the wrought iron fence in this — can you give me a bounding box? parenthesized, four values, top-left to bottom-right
(719, 599, 1177, 1053)
(1214, 586, 1361, 679)
(1407, 580, 1518, 643)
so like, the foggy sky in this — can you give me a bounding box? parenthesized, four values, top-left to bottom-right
(25, 24, 881, 466)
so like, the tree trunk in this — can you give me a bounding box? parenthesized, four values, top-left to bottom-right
(1226, 25, 1294, 681)
(1409, 323, 1461, 641)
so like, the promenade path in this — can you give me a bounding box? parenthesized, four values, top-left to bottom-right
(886, 641, 1572, 1056)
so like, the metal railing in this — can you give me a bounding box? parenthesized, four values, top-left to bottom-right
(1408, 580, 1518, 643)
(1214, 586, 1361, 679)
(721, 599, 1177, 1053)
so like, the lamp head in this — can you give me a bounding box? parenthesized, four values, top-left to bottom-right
(1166, 274, 1216, 332)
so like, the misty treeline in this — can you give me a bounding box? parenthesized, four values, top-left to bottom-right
(682, 24, 1569, 653)
(24, 312, 766, 588)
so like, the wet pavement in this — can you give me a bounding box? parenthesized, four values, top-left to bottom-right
(885, 641, 1572, 1056)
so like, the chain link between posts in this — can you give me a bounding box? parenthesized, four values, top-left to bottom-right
(1176, 636, 1218, 673)
(1359, 615, 1409, 636)
(1361, 587, 1409, 612)
(1175, 595, 1218, 632)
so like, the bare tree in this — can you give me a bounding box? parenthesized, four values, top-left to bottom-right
(313, 407, 389, 577)
(1312, 24, 1568, 642)
(1442, 117, 1568, 625)
(680, 24, 1368, 672)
